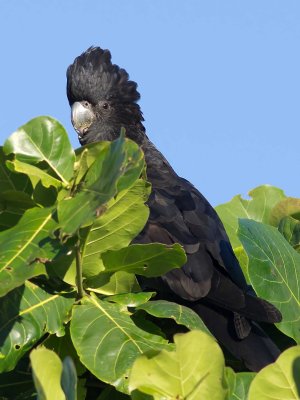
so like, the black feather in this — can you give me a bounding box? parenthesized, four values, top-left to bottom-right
(67, 47, 140, 105)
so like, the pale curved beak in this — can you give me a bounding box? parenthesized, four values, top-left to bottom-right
(71, 102, 95, 137)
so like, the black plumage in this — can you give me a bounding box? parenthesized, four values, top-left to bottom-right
(67, 46, 282, 371)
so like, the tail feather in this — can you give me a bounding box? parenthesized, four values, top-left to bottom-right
(207, 270, 282, 324)
(192, 301, 280, 371)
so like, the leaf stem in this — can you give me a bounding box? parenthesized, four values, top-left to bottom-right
(75, 239, 85, 299)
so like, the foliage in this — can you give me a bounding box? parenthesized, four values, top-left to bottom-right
(0, 116, 299, 399)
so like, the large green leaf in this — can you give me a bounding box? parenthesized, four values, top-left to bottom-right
(101, 243, 186, 277)
(70, 295, 170, 393)
(248, 346, 300, 400)
(80, 179, 150, 278)
(129, 330, 227, 400)
(59, 179, 150, 284)
(0, 207, 59, 297)
(4, 116, 75, 186)
(57, 136, 145, 237)
(238, 219, 300, 342)
(0, 282, 75, 372)
(30, 347, 66, 400)
(278, 216, 300, 252)
(215, 185, 286, 248)
(137, 300, 211, 335)
(225, 368, 255, 400)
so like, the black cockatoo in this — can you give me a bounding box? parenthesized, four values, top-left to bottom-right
(66, 47, 281, 371)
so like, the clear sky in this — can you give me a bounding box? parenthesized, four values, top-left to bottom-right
(1, 1, 299, 205)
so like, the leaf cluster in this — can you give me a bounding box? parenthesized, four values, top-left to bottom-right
(0, 117, 300, 399)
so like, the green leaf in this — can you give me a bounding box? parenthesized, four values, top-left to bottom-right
(105, 292, 156, 307)
(30, 347, 66, 400)
(74, 136, 144, 194)
(238, 219, 300, 343)
(33, 182, 58, 208)
(131, 391, 153, 400)
(101, 243, 186, 277)
(6, 159, 66, 188)
(278, 216, 300, 252)
(0, 282, 75, 372)
(116, 138, 145, 193)
(4, 116, 75, 186)
(74, 141, 112, 187)
(76, 378, 87, 400)
(215, 185, 286, 248)
(129, 330, 227, 400)
(137, 300, 211, 335)
(57, 190, 110, 237)
(0, 207, 58, 297)
(70, 295, 170, 393)
(0, 147, 32, 194)
(57, 136, 145, 237)
(61, 357, 77, 400)
(80, 179, 150, 278)
(58, 179, 150, 284)
(85, 271, 140, 295)
(0, 189, 36, 210)
(0, 358, 35, 399)
(43, 326, 86, 376)
(0, 147, 35, 230)
(225, 368, 255, 400)
(269, 197, 300, 226)
(248, 346, 300, 400)
(0, 192, 36, 231)
(30, 349, 79, 400)
(234, 246, 250, 283)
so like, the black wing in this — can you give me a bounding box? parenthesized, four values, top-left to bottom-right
(136, 162, 281, 334)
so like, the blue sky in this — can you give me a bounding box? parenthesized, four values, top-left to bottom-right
(1, 1, 299, 205)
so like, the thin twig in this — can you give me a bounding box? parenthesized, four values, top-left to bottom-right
(75, 239, 85, 299)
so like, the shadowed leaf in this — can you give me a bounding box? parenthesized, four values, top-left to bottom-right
(0, 207, 58, 297)
(269, 197, 300, 226)
(137, 300, 211, 335)
(225, 368, 255, 400)
(0, 282, 75, 372)
(238, 219, 300, 342)
(278, 216, 300, 252)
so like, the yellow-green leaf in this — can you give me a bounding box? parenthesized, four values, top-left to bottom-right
(129, 330, 227, 400)
(248, 346, 300, 400)
(30, 347, 65, 400)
